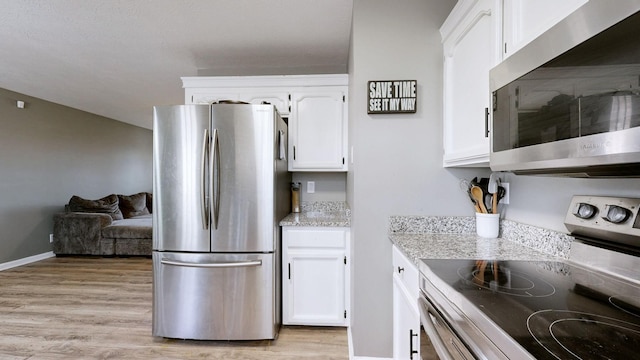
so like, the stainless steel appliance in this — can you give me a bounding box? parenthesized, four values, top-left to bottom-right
(490, 1, 640, 177)
(418, 195, 640, 359)
(152, 104, 290, 340)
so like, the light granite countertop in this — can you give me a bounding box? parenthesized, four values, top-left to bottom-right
(390, 233, 559, 266)
(388, 215, 573, 267)
(279, 201, 351, 227)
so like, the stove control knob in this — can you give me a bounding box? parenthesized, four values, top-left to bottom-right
(573, 203, 597, 219)
(602, 205, 631, 224)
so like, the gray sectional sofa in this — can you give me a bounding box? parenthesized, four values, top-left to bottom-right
(53, 192, 152, 256)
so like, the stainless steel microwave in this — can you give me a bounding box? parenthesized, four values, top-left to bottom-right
(490, 1, 640, 177)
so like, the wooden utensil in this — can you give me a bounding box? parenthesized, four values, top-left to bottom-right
(460, 179, 482, 213)
(470, 185, 488, 213)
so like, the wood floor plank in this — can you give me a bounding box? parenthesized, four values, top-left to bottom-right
(0, 257, 349, 359)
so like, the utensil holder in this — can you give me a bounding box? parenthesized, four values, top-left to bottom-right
(291, 182, 301, 213)
(476, 213, 499, 238)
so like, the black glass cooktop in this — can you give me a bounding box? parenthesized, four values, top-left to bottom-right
(422, 259, 640, 359)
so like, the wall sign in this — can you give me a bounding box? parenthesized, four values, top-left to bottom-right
(367, 80, 417, 114)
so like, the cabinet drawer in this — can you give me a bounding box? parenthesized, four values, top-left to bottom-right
(392, 245, 419, 296)
(284, 228, 346, 249)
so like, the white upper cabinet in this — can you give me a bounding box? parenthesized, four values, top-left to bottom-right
(502, 0, 589, 58)
(186, 88, 289, 115)
(189, 91, 241, 105)
(439, 0, 588, 167)
(440, 0, 502, 167)
(238, 92, 290, 116)
(289, 89, 347, 172)
(182, 75, 348, 172)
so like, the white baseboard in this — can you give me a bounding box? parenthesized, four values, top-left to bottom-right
(0, 251, 55, 271)
(348, 327, 393, 360)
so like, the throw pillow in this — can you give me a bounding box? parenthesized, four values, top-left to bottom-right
(146, 192, 153, 214)
(68, 194, 124, 220)
(118, 192, 150, 218)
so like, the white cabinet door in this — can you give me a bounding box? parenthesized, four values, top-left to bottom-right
(186, 90, 290, 115)
(441, 0, 501, 167)
(503, 0, 588, 58)
(286, 249, 345, 325)
(282, 227, 350, 326)
(237, 91, 290, 116)
(289, 89, 348, 171)
(392, 245, 420, 359)
(393, 275, 420, 359)
(188, 91, 240, 105)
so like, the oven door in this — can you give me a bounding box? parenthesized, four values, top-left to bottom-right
(418, 293, 475, 360)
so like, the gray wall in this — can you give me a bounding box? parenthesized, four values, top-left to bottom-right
(0, 88, 152, 264)
(292, 172, 346, 202)
(348, 0, 467, 357)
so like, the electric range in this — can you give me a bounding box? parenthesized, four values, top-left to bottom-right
(418, 196, 640, 359)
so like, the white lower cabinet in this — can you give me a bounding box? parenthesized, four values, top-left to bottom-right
(282, 227, 350, 326)
(392, 245, 420, 359)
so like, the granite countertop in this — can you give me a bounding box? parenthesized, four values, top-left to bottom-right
(279, 201, 351, 227)
(388, 215, 573, 268)
(390, 233, 558, 266)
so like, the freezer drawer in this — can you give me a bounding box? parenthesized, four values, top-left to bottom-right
(152, 252, 278, 340)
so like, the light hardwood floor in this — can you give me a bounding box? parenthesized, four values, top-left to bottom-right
(0, 257, 349, 359)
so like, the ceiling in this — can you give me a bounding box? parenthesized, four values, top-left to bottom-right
(0, 0, 353, 129)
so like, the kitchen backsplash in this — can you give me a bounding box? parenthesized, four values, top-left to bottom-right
(300, 201, 351, 216)
(389, 215, 573, 258)
(500, 220, 573, 259)
(389, 215, 475, 234)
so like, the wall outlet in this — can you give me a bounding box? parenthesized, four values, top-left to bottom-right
(500, 183, 510, 204)
(49, 233, 54, 243)
(307, 181, 315, 193)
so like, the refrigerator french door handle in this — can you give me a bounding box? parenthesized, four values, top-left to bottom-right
(201, 129, 210, 230)
(160, 258, 262, 268)
(211, 128, 221, 230)
(278, 130, 286, 160)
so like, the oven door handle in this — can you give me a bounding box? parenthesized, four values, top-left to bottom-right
(419, 295, 473, 360)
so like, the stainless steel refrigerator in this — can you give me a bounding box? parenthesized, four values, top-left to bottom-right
(152, 103, 289, 340)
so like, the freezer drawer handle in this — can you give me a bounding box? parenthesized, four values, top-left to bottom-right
(160, 258, 262, 268)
